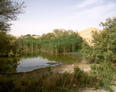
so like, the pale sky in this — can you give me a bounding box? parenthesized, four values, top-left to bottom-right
(10, 0, 116, 36)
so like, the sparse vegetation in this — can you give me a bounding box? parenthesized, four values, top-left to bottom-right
(0, 67, 96, 92)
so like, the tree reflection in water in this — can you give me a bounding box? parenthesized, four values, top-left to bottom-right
(0, 58, 19, 73)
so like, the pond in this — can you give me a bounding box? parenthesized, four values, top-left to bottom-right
(17, 56, 61, 72)
(0, 53, 82, 73)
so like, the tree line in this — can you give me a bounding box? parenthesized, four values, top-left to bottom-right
(17, 29, 83, 55)
(1, 0, 116, 64)
(1, 16, 116, 64)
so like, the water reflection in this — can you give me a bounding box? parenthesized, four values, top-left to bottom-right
(0, 58, 19, 73)
(38, 53, 82, 63)
(17, 56, 60, 72)
(0, 53, 82, 73)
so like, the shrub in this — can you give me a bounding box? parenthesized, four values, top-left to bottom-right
(91, 62, 116, 92)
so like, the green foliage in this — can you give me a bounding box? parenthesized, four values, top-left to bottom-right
(0, 32, 20, 57)
(0, 58, 19, 73)
(91, 62, 116, 92)
(80, 17, 116, 91)
(0, 0, 24, 57)
(18, 29, 83, 55)
(0, 0, 24, 32)
(0, 67, 96, 92)
(81, 41, 94, 61)
(17, 36, 41, 55)
(74, 67, 95, 87)
(82, 17, 116, 63)
(40, 29, 83, 54)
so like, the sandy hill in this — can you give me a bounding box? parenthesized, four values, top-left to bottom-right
(78, 27, 101, 45)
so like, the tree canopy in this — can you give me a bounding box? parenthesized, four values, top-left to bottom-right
(0, 0, 24, 56)
(82, 17, 116, 63)
(0, 0, 24, 32)
(17, 29, 83, 55)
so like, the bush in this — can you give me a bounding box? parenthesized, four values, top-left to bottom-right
(74, 67, 96, 87)
(91, 62, 116, 92)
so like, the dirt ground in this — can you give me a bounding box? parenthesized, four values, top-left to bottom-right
(53, 61, 91, 73)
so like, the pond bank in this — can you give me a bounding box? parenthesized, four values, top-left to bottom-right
(53, 63, 116, 92)
(52, 63, 91, 73)
(15, 62, 91, 75)
(1, 61, 116, 92)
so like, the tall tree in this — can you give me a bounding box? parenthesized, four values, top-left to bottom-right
(0, 0, 24, 56)
(0, 0, 24, 32)
(82, 17, 116, 63)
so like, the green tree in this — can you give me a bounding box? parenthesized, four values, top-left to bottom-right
(17, 29, 83, 55)
(0, 0, 24, 32)
(0, 32, 18, 56)
(82, 17, 116, 63)
(93, 17, 116, 62)
(0, 0, 24, 57)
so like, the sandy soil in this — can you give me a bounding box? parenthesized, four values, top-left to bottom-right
(53, 61, 91, 73)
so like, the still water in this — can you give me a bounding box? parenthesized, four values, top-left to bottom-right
(0, 53, 82, 73)
(17, 56, 61, 72)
